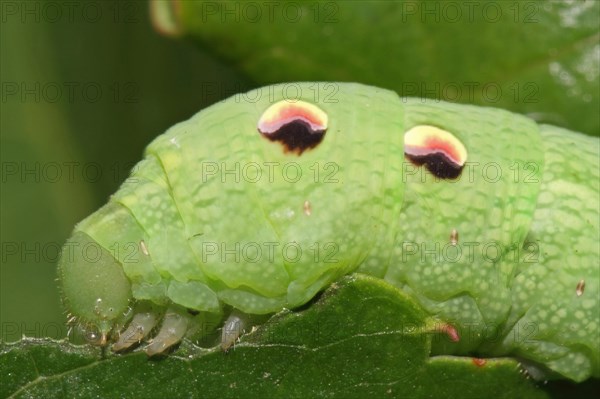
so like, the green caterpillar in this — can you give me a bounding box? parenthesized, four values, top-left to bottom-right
(58, 83, 599, 382)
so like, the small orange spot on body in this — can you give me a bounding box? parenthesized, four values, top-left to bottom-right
(303, 200, 312, 216)
(450, 228, 458, 246)
(472, 358, 487, 367)
(438, 323, 460, 342)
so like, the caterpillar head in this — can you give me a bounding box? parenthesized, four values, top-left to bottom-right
(58, 231, 132, 345)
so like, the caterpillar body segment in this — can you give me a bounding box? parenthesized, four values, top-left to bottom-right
(58, 83, 599, 381)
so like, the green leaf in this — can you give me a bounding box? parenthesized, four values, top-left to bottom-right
(161, 0, 599, 136)
(1, 275, 547, 399)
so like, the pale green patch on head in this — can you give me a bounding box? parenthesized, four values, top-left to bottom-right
(58, 231, 132, 344)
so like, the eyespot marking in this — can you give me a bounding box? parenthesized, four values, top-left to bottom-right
(404, 125, 467, 179)
(258, 100, 328, 155)
(576, 279, 585, 296)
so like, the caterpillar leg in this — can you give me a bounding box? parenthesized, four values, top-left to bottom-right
(145, 307, 191, 356)
(221, 310, 248, 351)
(113, 310, 160, 352)
(110, 304, 260, 354)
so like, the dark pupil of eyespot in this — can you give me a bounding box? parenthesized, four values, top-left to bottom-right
(261, 120, 326, 155)
(405, 152, 463, 179)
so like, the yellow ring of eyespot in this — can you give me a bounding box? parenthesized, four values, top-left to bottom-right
(404, 125, 467, 166)
(258, 100, 328, 134)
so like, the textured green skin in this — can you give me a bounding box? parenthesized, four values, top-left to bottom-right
(62, 83, 598, 381)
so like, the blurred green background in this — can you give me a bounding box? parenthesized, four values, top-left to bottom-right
(1, 0, 598, 350)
